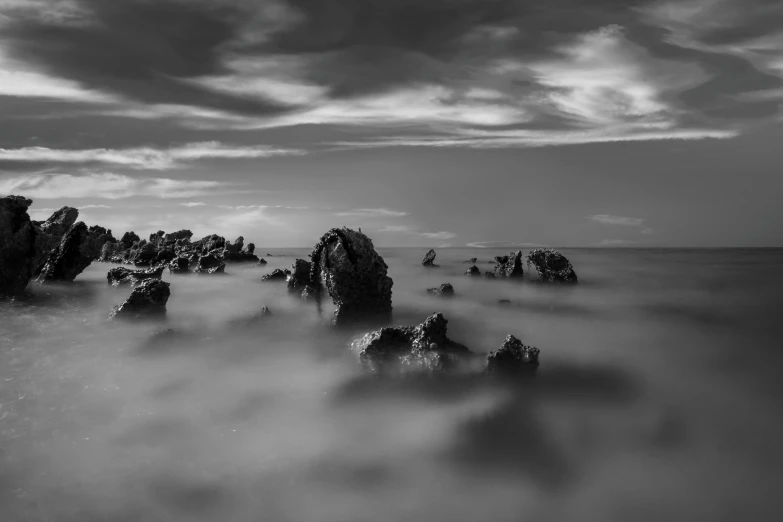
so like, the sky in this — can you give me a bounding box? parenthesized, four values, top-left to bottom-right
(0, 0, 781, 247)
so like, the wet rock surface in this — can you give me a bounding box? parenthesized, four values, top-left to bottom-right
(109, 279, 171, 319)
(262, 268, 291, 282)
(309, 228, 393, 325)
(422, 249, 438, 267)
(37, 222, 98, 283)
(494, 251, 524, 278)
(526, 249, 578, 283)
(107, 266, 164, 287)
(350, 313, 472, 373)
(0, 196, 37, 296)
(485, 335, 540, 373)
(194, 253, 225, 275)
(168, 257, 191, 274)
(287, 259, 313, 291)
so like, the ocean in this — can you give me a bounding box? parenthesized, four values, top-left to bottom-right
(1, 248, 782, 521)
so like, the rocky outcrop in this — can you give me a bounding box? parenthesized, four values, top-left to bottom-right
(422, 249, 438, 267)
(120, 231, 141, 250)
(194, 253, 225, 274)
(494, 251, 524, 278)
(526, 249, 578, 283)
(484, 271, 496, 279)
(38, 222, 98, 283)
(163, 230, 193, 243)
(485, 335, 540, 373)
(129, 241, 158, 267)
(107, 266, 164, 287)
(464, 265, 481, 276)
(168, 257, 190, 274)
(426, 283, 454, 297)
(31, 206, 80, 271)
(99, 241, 120, 262)
(0, 196, 38, 296)
(261, 268, 290, 281)
(309, 228, 393, 325)
(463, 258, 478, 264)
(350, 313, 472, 373)
(287, 259, 313, 291)
(109, 279, 170, 319)
(224, 236, 259, 263)
(258, 258, 268, 265)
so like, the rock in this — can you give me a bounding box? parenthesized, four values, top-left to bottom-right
(426, 283, 454, 297)
(99, 241, 119, 262)
(129, 242, 158, 266)
(38, 222, 97, 283)
(422, 249, 438, 267)
(230, 306, 272, 329)
(494, 251, 525, 278)
(194, 253, 225, 274)
(261, 268, 290, 281)
(350, 313, 472, 373)
(485, 335, 540, 373)
(287, 259, 313, 291)
(107, 266, 164, 287)
(309, 227, 393, 325)
(244, 243, 255, 255)
(464, 265, 481, 276)
(0, 196, 37, 296)
(120, 231, 141, 250)
(199, 234, 225, 254)
(484, 271, 496, 279)
(526, 249, 578, 283)
(258, 258, 268, 265)
(153, 248, 176, 265)
(163, 230, 193, 243)
(109, 279, 170, 319)
(301, 285, 318, 300)
(225, 236, 244, 254)
(168, 257, 190, 274)
(39, 206, 79, 237)
(463, 258, 478, 263)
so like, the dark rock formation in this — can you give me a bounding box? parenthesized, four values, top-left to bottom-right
(224, 237, 258, 262)
(168, 257, 190, 274)
(120, 231, 141, 250)
(485, 335, 540, 373)
(309, 228, 393, 325)
(494, 251, 524, 278)
(163, 230, 193, 243)
(199, 234, 226, 254)
(463, 258, 478, 264)
(109, 279, 170, 319)
(464, 265, 481, 276)
(0, 196, 37, 296)
(301, 285, 318, 300)
(526, 249, 578, 283)
(287, 259, 313, 291)
(31, 206, 81, 271)
(484, 271, 496, 279)
(194, 253, 225, 275)
(38, 222, 98, 283)
(153, 248, 176, 266)
(244, 243, 255, 255)
(422, 249, 438, 267)
(99, 241, 119, 262)
(258, 258, 268, 265)
(107, 266, 164, 287)
(427, 283, 454, 297)
(130, 242, 158, 267)
(261, 268, 290, 281)
(350, 313, 472, 373)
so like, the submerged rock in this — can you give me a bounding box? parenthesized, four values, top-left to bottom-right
(463, 258, 478, 264)
(287, 259, 313, 291)
(485, 335, 540, 373)
(494, 251, 524, 278)
(194, 253, 225, 274)
(0, 196, 37, 296)
(107, 266, 164, 287)
(309, 227, 393, 325)
(427, 283, 455, 297)
(422, 249, 438, 267)
(350, 313, 472, 373)
(464, 265, 481, 276)
(38, 222, 97, 283)
(109, 279, 170, 319)
(261, 268, 290, 281)
(526, 249, 578, 283)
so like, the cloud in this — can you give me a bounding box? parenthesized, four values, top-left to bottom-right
(417, 231, 457, 240)
(375, 225, 456, 240)
(0, 173, 224, 199)
(0, 142, 305, 170)
(179, 202, 207, 208)
(79, 204, 111, 209)
(590, 214, 646, 227)
(335, 208, 409, 218)
(377, 225, 413, 233)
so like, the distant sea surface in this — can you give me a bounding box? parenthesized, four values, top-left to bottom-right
(2, 248, 782, 522)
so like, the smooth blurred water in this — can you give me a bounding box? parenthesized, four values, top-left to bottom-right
(1, 248, 782, 522)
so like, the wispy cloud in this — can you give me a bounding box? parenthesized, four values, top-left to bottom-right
(79, 204, 111, 209)
(590, 214, 646, 227)
(335, 208, 409, 218)
(0, 142, 305, 170)
(179, 202, 207, 207)
(0, 173, 224, 199)
(417, 231, 457, 240)
(376, 225, 456, 240)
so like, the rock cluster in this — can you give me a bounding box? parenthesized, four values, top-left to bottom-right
(350, 313, 472, 373)
(223, 236, 259, 263)
(309, 227, 393, 325)
(262, 268, 291, 281)
(0, 196, 37, 296)
(427, 283, 454, 297)
(422, 249, 438, 267)
(494, 251, 524, 278)
(485, 335, 540, 373)
(465, 265, 481, 276)
(526, 249, 578, 283)
(107, 266, 164, 287)
(109, 279, 170, 319)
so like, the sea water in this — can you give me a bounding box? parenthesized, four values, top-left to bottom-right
(1, 248, 782, 521)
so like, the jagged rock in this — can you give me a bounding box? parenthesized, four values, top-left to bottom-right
(464, 265, 481, 276)
(0, 196, 37, 296)
(526, 249, 578, 283)
(107, 266, 164, 287)
(148, 230, 165, 243)
(261, 268, 290, 281)
(168, 257, 190, 274)
(463, 258, 478, 263)
(427, 283, 454, 297)
(31, 206, 81, 271)
(484, 271, 496, 279)
(120, 231, 140, 250)
(225, 236, 244, 254)
(485, 335, 540, 373)
(199, 234, 225, 254)
(309, 227, 393, 325)
(287, 259, 313, 291)
(350, 313, 472, 373)
(99, 241, 119, 262)
(109, 279, 170, 319)
(154, 248, 176, 265)
(37, 222, 97, 283)
(163, 230, 193, 243)
(130, 242, 158, 266)
(422, 249, 438, 267)
(243, 243, 255, 255)
(194, 253, 225, 274)
(494, 251, 524, 278)
(301, 285, 318, 300)
(258, 258, 268, 265)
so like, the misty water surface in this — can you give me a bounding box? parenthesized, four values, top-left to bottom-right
(1, 248, 782, 521)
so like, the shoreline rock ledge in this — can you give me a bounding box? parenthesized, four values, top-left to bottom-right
(309, 227, 393, 325)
